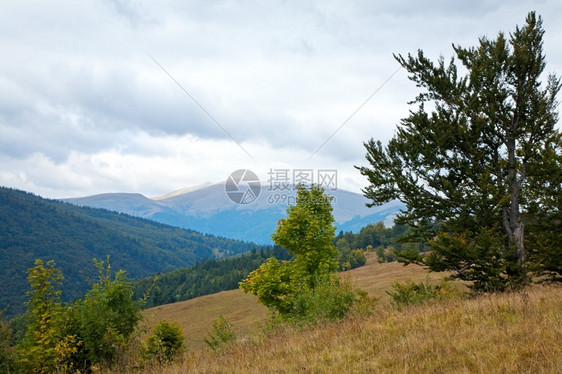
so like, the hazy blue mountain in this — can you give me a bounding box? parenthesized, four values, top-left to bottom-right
(0, 187, 262, 317)
(64, 183, 404, 244)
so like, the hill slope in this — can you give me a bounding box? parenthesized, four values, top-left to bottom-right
(141, 256, 561, 373)
(132, 246, 291, 308)
(162, 285, 561, 374)
(64, 183, 404, 244)
(143, 252, 446, 351)
(0, 187, 262, 317)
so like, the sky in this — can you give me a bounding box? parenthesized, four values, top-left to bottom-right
(1, 0, 561, 199)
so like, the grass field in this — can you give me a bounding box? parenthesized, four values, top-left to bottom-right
(142, 285, 561, 373)
(142, 252, 449, 351)
(132, 253, 561, 373)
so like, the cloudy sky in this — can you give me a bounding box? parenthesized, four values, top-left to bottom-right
(1, 0, 561, 198)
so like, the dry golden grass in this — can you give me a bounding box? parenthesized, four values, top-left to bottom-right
(142, 252, 446, 350)
(128, 253, 561, 373)
(142, 289, 269, 351)
(344, 252, 450, 301)
(141, 284, 561, 374)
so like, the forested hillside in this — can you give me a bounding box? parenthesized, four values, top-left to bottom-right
(0, 187, 262, 317)
(132, 222, 415, 309)
(133, 246, 291, 308)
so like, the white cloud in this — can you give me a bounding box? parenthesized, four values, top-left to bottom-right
(0, 0, 561, 198)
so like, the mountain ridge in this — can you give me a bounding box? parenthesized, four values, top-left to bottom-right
(63, 183, 404, 244)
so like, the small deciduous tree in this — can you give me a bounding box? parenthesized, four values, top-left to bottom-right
(241, 185, 357, 321)
(271, 184, 339, 284)
(17, 260, 78, 373)
(76, 257, 143, 368)
(357, 12, 561, 291)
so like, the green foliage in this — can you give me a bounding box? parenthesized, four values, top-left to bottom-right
(16, 260, 78, 373)
(336, 238, 366, 270)
(242, 185, 367, 323)
(75, 257, 143, 368)
(8, 314, 28, 346)
(336, 221, 395, 249)
(338, 248, 367, 270)
(11, 259, 173, 373)
(386, 279, 462, 310)
(0, 311, 17, 374)
(357, 12, 561, 291)
(0, 187, 258, 317)
(349, 249, 367, 268)
(525, 147, 562, 281)
(272, 184, 339, 283)
(144, 321, 184, 363)
(335, 222, 415, 267)
(290, 275, 356, 323)
(204, 316, 236, 352)
(240, 258, 295, 315)
(374, 245, 396, 263)
(133, 246, 290, 309)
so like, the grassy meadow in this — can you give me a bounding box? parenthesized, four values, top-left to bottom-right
(133, 253, 561, 373)
(142, 252, 446, 350)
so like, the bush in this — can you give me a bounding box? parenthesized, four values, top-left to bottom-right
(290, 275, 356, 323)
(145, 321, 184, 363)
(287, 275, 378, 324)
(204, 316, 236, 352)
(386, 278, 461, 310)
(0, 312, 17, 374)
(76, 258, 143, 368)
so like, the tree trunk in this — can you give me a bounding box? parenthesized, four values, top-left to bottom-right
(513, 222, 526, 270)
(505, 120, 527, 278)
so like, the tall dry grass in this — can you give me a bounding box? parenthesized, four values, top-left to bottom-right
(141, 253, 447, 351)
(133, 284, 561, 374)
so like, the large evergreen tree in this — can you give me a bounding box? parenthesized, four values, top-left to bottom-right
(357, 12, 561, 291)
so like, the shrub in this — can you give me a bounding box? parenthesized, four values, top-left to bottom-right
(375, 245, 397, 263)
(290, 275, 355, 323)
(0, 311, 17, 374)
(76, 258, 143, 368)
(145, 321, 184, 363)
(204, 316, 236, 352)
(386, 278, 461, 310)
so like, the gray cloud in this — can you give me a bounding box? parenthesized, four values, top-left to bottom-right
(0, 0, 560, 197)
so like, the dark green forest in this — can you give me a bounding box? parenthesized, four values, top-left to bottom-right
(133, 246, 291, 308)
(0, 186, 404, 317)
(0, 187, 262, 317)
(335, 221, 411, 265)
(133, 222, 408, 309)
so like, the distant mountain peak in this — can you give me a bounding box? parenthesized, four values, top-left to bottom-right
(62, 183, 404, 244)
(151, 182, 214, 200)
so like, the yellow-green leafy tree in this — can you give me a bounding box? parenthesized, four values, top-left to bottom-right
(241, 185, 354, 321)
(18, 260, 78, 373)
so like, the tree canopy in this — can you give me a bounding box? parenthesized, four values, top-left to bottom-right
(357, 12, 561, 291)
(241, 185, 355, 321)
(271, 184, 339, 284)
